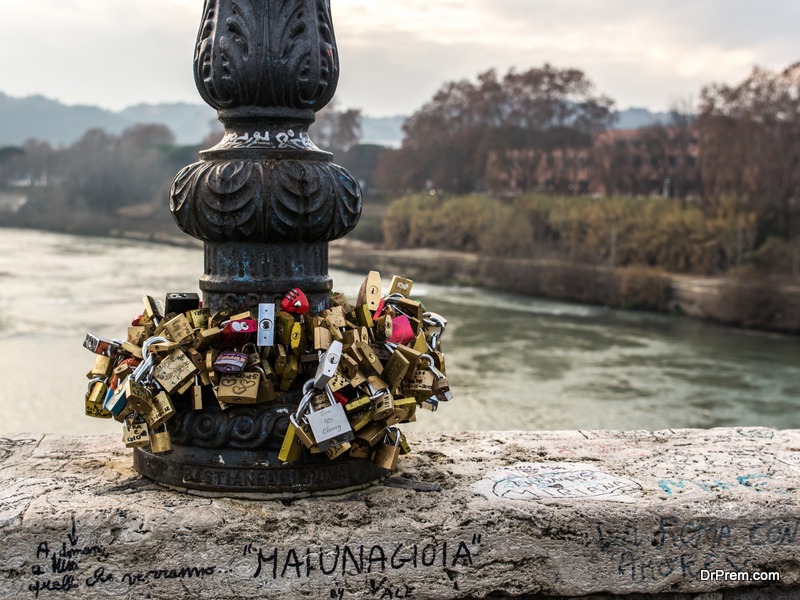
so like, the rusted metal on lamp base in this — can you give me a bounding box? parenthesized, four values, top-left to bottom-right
(201, 242, 332, 315)
(133, 0, 373, 494)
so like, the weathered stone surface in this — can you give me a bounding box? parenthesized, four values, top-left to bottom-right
(1, 428, 798, 599)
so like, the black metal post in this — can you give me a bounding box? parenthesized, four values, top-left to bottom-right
(133, 0, 386, 495)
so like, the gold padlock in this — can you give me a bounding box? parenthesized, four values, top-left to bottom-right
(276, 311, 296, 346)
(325, 441, 351, 461)
(186, 348, 211, 386)
(154, 349, 198, 393)
(340, 354, 360, 379)
(290, 414, 316, 449)
(371, 392, 395, 421)
(162, 314, 195, 344)
(148, 340, 180, 358)
(274, 344, 288, 375)
(350, 411, 374, 432)
(85, 379, 112, 419)
(355, 341, 383, 376)
(389, 276, 414, 297)
(412, 331, 428, 354)
(113, 360, 136, 382)
(396, 345, 423, 379)
(89, 355, 114, 379)
(122, 418, 150, 448)
(120, 341, 144, 360)
(257, 376, 277, 403)
(124, 379, 153, 414)
(327, 369, 351, 393)
(186, 308, 211, 329)
(354, 304, 374, 328)
(260, 357, 277, 383)
(387, 396, 417, 426)
(217, 372, 261, 404)
(398, 432, 412, 455)
(323, 305, 347, 329)
(143, 295, 164, 323)
(229, 311, 253, 322)
(175, 377, 194, 396)
(149, 427, 172, 454)
(357, 271, 382, 311)
(191, 378, 204, 410)
(278, 421, 303, 462)
(127, 326, 147, 346)
(374, 315, 393, 341)
(349, 439, 372, 459)
(350, 369, 367, 388)
(357, 423, 387, 447)
(312, 326, 333, 351)
(145, 391, 176, 428)
(326, 321, 344, 342)
(405, 364, 435, 399)
(209, 306, 236, 328)
(344, 394, 371, 414)
(383, 351, 410, 393)
(373, 427, 401, 470)
(86, 378, 109, 405)
(193, 327, 221, 351)
(279, 355, 299, 392)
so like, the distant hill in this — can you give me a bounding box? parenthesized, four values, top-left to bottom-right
(0, 92, 219, 146)
(360, 115, 405, 148)
(615, 107, 673, 130)
(0, 91, 673, 148)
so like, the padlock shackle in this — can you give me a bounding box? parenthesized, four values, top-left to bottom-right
(87, 377, 105, 392)
(384, 426, 402, 447)
(293, 380, 317, 420)
(422, 312, 447, 330)
(141, 336, 171, 358)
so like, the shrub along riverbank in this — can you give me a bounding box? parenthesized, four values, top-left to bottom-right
(377, 193, 800, 334)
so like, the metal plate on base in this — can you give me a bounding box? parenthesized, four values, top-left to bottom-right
(133, 445, 389, 498)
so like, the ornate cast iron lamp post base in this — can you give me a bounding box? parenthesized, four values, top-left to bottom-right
(132, 0, 377, 494)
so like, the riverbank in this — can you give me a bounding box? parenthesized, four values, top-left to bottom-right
(2, 220, 797, 335)
(330, 239, 800, 335)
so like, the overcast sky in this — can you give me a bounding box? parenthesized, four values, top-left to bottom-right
(1, 0, 798, 116)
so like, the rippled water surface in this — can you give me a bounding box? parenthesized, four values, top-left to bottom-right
(0, 228, 798, 434)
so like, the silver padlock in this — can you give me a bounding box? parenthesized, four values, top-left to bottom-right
(314, 340, 343, 389)
(257, 303, 276, 347)
(305, 385, 354, 451)
(83, 333, 121, 357)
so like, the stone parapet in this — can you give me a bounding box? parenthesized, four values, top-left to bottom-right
(1, 428, 798, 599)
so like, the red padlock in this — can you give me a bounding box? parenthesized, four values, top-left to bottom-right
(281, 288, 310, 315)
(333, 391, 349, 406)
(219, 319, 257, 347)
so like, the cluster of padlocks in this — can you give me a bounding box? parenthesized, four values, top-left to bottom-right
(82, 272, 451, 471)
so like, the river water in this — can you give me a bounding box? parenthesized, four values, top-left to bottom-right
(0, 228, 798, 434)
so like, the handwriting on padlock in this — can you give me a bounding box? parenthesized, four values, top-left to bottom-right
(221, 375, 258, 395)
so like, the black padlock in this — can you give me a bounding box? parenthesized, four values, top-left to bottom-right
(165, 292, 201, 315)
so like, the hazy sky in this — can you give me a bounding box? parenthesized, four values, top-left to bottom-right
(1, 0, 798, 116)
